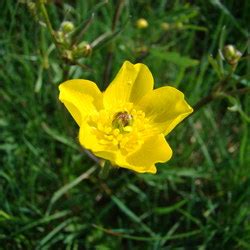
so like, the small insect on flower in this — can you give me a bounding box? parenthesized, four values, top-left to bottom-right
(59, 61, 193, 174)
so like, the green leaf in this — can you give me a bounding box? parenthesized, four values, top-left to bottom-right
(155, 200, 188, 215)
(151, 49, 199, 68)
(41, 122, 79, 150)
(46, 166, 97, 215)
(111, 196, 155, 236)
(0, 210, 13, 221)
(209, 0, 248, 37)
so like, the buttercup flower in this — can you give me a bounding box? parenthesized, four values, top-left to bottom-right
(59, 61, 193, 173)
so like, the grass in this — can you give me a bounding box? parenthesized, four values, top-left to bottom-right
(0, 0, 250, 249)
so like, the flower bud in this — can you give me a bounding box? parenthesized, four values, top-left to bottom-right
(72, 42, 92, 58)
(27, 1, 36, 11)
(174, 22, 184, 29)
(78, 42, 92, 57)
(60, 21, 75, 33)
(55, 31, 65, 44)
(223, 45, 242, 65)
(25, 1, 39, 22)
(62, 50, 73, 61)
(135, 45, 148, 54)
(136, 18, 148, 29)
(161, 22, 170, 31)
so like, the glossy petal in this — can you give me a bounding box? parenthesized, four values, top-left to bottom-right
(114, 134, 172, 173)
(137, 86, 193, 135)
(113, 153, 156, 173)
(103, 61, 154, 109)
(59, 79, 102, 126)
(79, 122, 117, 162)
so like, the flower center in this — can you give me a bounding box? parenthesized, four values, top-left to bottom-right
(87, 104, 153, 154)
(112, 111, 133, 133)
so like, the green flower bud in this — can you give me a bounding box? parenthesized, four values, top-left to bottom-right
(25, 1, 39, 22)
(135, 45, 148, 54)
(60, 21, 75, 33)
(62, 50, 73, 61)
(174, 22, 184, 29)
(161, 22, 170, 31)
(27, 1, 36, 11)
(223, 45, 242, 65)
(55, 31, 65, 44)
(73, 42, 92, 58)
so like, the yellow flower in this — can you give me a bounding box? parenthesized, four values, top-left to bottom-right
(59, 61, 193, 174)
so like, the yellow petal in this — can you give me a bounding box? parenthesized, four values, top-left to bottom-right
(127, 134, 172, 172)
(79, 122, 117, 162)
(111, 153, 157, 174)
(137, 86, 193, 135)
(59, 79, 102, 126)
(114, 134, 172, 174)
(103, 61, 154, 109)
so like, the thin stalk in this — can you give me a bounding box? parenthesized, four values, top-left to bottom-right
(226, 86, 250, 96)
(103, 0, 125, 87)
(40, 3, 59, 50)
(192, 93, 215, 114)
(99, 161, 111, 179)
(39, 1, 70, 78)
(192, 87, 250, 114)
(192, 68, 239, 114)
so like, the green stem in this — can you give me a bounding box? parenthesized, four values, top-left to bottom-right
(39, 3, 60, 52)
(192, 87, 250, 114)
(192, 93, 215, 114)
(103, 0, 125, 87)
(99, 161, 111, 179)
(192, 69, 236, 114)
(226, 86, 250, 96)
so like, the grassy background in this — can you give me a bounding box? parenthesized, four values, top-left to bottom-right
(1, 0, 250, 249)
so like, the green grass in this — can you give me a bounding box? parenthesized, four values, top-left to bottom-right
(1, 0, 250, 249)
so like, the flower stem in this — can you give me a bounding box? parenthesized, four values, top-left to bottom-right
(40, 3, 57, 46)
(103, 0, 125, 87)
(226, 86, 250, 96)
(192, 87, 250, 114)
(99, 161, 111, 179)
(192, 93, 215, 114)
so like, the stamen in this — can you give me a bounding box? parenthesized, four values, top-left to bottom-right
(112, 111, 133, 132)
(87, 105, 151, 153)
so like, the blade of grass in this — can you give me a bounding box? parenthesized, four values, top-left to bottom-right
(37, 217, 78, 249)
(154, 199, 188, 215)
(111, 196, 155, 236)
(46, 166, 97, 215)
